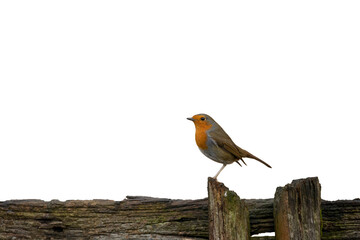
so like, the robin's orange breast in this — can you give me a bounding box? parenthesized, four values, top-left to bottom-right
(195, 123, 212, 150)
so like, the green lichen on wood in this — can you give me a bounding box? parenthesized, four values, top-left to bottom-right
(225, 190, 241, 211)
(224, 189, 250, 240)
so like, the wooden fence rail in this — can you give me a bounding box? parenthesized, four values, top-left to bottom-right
(0, 177, 359, 239)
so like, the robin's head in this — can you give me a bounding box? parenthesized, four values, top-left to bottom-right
(187, 114, 215, 129)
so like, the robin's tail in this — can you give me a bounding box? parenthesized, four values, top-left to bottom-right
(249, 154, 272, 168)
(237, 146, 272, 168)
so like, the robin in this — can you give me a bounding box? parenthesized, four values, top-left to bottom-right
(187, 114, 271, 179)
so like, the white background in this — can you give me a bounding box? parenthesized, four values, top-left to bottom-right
(1, 1, 359, 202)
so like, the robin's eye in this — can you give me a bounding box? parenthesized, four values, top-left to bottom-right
(200, 117, 205, 121)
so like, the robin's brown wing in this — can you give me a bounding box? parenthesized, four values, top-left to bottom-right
(209, 129, 272, 168)
(208, 129, 247, 165)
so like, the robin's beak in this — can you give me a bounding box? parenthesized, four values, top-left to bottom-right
(187, 117, 195, 121)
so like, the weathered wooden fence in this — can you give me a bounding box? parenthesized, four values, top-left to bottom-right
(0, 177, 359, 239)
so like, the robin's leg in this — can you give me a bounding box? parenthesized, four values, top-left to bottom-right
(213, 164, 227, 179)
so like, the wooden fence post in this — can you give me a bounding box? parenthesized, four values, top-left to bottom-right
(274, 177, 321, 240)
(208, 177, 250, 240)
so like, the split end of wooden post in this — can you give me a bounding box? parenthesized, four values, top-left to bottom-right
(274, 177, 322, 240)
